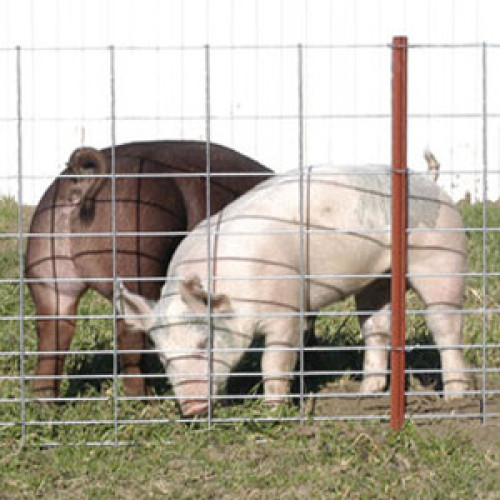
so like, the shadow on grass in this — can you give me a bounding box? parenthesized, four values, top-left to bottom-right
(225, 319, 444, 406)
(65, 350, 170, 398)
(62, 318, 444, 402)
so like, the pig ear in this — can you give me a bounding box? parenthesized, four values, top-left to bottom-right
(179, 275, 231, 314)
(424, 149, 440, 182)
(115, 283, 156, 332)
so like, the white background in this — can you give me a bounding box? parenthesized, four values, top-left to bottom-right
(1, 0, 500, 204)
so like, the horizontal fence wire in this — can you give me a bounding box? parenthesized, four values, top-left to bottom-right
(0, 41, 499, 446)
(3, 41, 500, 51)
(3, 307, 500, 322)
(5, 113, 500, 123)
(3, 169, 500, 186)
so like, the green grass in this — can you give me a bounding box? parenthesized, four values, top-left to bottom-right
(0, 196, 499, 498)
(0, 421, 498, 498)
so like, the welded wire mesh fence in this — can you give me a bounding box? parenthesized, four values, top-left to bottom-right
(0, 41, 499, 446)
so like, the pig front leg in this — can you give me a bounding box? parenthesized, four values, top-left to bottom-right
(117, 319, 153, 398)
(358, 305, 391, 394)
(355, 279, 391, 394)
(261, 317, 300, 405)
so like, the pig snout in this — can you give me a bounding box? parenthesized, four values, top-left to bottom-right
(174, 379, 210, 417)
(169, 357, 227, 417)
(181, 399, 209, 417)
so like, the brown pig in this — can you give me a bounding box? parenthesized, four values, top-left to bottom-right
(25, 140, 272, 398)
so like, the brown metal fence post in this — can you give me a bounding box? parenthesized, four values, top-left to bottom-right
(390, 36, 408, 431)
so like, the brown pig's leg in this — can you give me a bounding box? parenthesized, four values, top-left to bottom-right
(118, 320, 152, 397)
(30, 285, 82, 399)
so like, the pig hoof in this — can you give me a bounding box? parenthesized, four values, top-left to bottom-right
(31, 388, 58, 402)
(360, 376, 387, 394)
(122, 382, 154, 398)
(123, 385, 155, 402)
(263, 398, 290, 411)
(443, 380, 469, 400)
(181, 400, 209, 418)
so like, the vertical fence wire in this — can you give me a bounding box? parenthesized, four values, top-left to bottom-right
(205, 44, 214, 426)
(16, 46, 26, 447)
(481, 42, 488, 423)
(109, 45, 119, 442)
(297, 44, 306, 421)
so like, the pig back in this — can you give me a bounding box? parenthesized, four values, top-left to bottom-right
(26, 141, 271, 301)
(167, 165, 462, 309)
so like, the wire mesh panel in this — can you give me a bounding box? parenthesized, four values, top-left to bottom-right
(0, 42, 499, 446)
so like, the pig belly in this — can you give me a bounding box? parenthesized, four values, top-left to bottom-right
(307, 231, 390, 310)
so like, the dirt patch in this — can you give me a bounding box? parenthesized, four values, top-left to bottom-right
(312, 376, 500, 455)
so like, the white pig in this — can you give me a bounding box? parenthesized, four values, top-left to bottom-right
(117, 165, 470, 416)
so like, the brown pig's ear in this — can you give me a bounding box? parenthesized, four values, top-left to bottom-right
(179, 275, 231, 314)
(66, 147, 108, 220)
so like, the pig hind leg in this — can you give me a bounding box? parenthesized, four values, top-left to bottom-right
(30, 283, 86, 398)
(355, 278, 391, 394)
